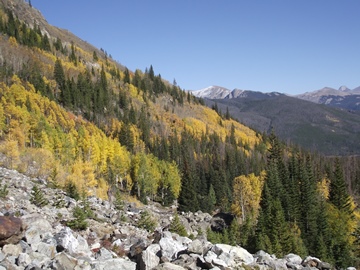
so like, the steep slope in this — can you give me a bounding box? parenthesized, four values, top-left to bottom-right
(0, 0, 263, 213)
(207, 94, 360, 156)
(0, 1, 359, 267)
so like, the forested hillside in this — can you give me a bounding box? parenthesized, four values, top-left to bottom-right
(0, 1, 359, 268)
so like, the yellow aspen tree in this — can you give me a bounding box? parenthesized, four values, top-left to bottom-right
(317, 176, 330, 200)
(96, 177, 109, 200)
(40, 131, 52, 152)
(159, 160, 181, 199)
(90, 136, 101, 170)
(1, 139, 20, 169)
(231, 171, 265, 222)
(67, 158, 84, 191)
(0, 103, 5, 136)
(112, 141, 132, 191)
(98, 137, 109, 174)
(82, 160, 97, 191)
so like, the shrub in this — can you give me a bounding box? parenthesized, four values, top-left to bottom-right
(137, 210, 157, 232)
(0, 180, 9, 199)
(169, 213, 188, 237)
(67, 206, 88, 230)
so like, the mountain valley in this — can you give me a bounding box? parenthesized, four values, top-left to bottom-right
(0, 0, 359, 269)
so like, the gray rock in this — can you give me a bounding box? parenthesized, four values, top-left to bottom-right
(285, 253, 303, 265)
(173, 254, 197, 269)
(28, 251, 52, 268)
(140, 243, 161, 270)
(36, 242, 56, 259)
(54, 227, 91, 257)
(53, 252, 78, 269)
(154, 262, 186, 270)
(92, 258, 136, 270)
(159, 236, 186, 261)
(17, 252, 31, 268)
(211, 243, 254, 266)
(187, 239, 204, 255)
(2, 243, 22, 256)
(24, 217, 52, 250)
(204, 250, 217, 267)
(0, 251, 5, 261)
(302, 256, 321, 268)
(95, 247, 114, 261)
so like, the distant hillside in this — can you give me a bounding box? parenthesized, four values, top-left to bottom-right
(296, 86, 360, 111)
(205, 94, 360, 156)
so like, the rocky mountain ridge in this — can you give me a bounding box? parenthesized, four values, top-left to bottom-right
(191, 85, 360, 111)
(0, 166, 344, 270)
(191, 86, 284, 100)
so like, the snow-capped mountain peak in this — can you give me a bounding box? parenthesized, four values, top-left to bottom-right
(190, 86, 231, 99)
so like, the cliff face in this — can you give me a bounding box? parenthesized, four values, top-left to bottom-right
(0, 166, 335, 270)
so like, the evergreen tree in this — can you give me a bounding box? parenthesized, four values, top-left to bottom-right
(30, 185, 48, 207)
(67, 206, 88, 230)
(329, 158, 352, 213)
(54, 58, 65, 98)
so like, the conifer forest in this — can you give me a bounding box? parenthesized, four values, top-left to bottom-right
(0, 3, 359, 268)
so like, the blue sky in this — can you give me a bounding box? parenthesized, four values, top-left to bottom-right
(32, 0, 360, 95)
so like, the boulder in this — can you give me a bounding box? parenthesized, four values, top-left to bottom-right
(140, 244, 161, 270)
(187, 239, 204, 255)
(0, 216, 23, 246)
(153, 262, 186, 270)
(92, 258, 137, 270)
(54, 227, 91, 257)
(285, 253, 303, 265)
(36, 242, 56, 259)
(211, 243, 254, 266)
(172, 254, 196, 269)
(159, 236, 186, 261)
(95, 247, 114, 261)
(129, 238, 148, 258)
(24, 217, 52, 250)
(302, 256, 321, 268)
(2, 243, 22, 256)
(17, 253, 31, 268)
(52, 252, 78, 269)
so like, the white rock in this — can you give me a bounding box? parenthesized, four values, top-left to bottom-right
(155, 262, 186, 269)
(285, 253, 302, 265)
(211, 244, 254, 266)
(37, 242, 56, 259)
(17, 253, 31, 268)
(159, 237, 186, 261)
(141, 243, 160, 270)
(2, 244, 22, 256)
(92, 258, 136, 270)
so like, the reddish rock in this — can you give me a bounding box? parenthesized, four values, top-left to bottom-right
(0, 216, 23, 246)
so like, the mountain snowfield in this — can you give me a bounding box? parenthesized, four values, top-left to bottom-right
(190, 86, 283, 100)
(190, 85, 360, 101)
(190, 85, 360, 112)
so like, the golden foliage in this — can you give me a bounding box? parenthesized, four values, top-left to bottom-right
(231, 171, 266, 222)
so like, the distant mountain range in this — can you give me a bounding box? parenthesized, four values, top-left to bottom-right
(296, 86, 360, 111)
(192, 85, 360, 112)
(190, 85, 360, 156)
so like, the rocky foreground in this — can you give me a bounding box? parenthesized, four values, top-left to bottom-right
(0, 167, 353, 270)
